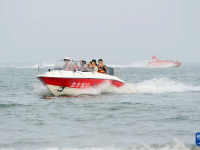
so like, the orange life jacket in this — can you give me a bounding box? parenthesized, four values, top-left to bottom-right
(90, 64, 96, 70)
(98, 65, 106, 74)
(66, 62, 71, 71)
(82, 65, 88, 72)
(79, 66, 82, 70)
(73, 66, 78, 71)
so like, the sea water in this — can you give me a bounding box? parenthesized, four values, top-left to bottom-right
(0, 62, 200, 150)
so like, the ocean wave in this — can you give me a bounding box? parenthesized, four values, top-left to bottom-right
(0, 103, 26, 108)
(0, 140, 197, 150)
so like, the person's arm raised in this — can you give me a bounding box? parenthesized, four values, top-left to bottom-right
(104, 65, 108, 70)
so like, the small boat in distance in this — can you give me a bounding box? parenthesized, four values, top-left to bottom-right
(149, 56, 182, 67)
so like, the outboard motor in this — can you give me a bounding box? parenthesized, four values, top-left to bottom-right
(106, 67, 114, 76)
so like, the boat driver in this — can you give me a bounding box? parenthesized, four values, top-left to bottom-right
(62, 57, 72, 70)
(98, 59, 107, 74)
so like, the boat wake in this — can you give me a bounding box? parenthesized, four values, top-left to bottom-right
(33, 78, 200, 96)
(99, 78, 200, 94)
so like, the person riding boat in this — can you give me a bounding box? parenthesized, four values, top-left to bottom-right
(87, 61, 92, 70)
(90, 59, 98, 71)
(98, 59, 107, 74)
(73, 62, 79, 71)
(79, 60, 85, 71)
(62, 57, 72, 70)
(81, 61, 91, 72)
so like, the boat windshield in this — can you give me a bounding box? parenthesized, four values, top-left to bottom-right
(53, 60, 92, 72)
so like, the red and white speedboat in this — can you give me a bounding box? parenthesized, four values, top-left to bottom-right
(37, 61, 125, 96)
(149, 56, 182, 67)
(149, 59, 182, 67)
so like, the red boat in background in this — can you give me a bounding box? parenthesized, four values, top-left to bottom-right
(149, 56, 182, 67)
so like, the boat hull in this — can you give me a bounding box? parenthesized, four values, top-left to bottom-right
(149, 61, 182, 67)
(37, 76, 125, 96)
(44, 84, 109, 96)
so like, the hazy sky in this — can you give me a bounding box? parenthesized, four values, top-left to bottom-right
(0, 0, 200, 64)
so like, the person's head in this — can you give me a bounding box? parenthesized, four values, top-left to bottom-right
(81, 61, 86, 65)
(80, 60, 85, 65)
(92, 59, 96, 65)
(64, 57, 70, 61)
(98, 59, 103, 65)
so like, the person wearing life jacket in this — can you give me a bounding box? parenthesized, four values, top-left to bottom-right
(78, 60, 84, 71)
(90, 59, 98, 71)
(87, 61, 92, 70)
(82, 64, 89, 72)
(78, 60, 88, 72)
(62, 57, 72, 71)
(98, 59, 107, 74)
(78, 60, 82, 70)
(81, 61, 91, 72)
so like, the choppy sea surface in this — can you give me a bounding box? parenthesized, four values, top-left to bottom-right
(0, 62, 200, 150)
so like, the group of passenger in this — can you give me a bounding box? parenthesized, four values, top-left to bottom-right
(63, 57, 108, 74)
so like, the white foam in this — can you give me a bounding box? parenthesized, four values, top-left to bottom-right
(115, 78, 200, 94)
(32, 83, 52, 96)
(56, 78, 200, 96)
(0, 139, 193, 150)
(85, 78, 200, 95)
(29, 63, 55, 68)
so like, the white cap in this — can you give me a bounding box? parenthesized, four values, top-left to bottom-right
(64, 57, 70, 60)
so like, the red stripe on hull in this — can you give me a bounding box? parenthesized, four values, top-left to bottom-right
(37, 77, 124, 88)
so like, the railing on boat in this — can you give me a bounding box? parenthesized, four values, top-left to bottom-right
(38, 61, 123, 80)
